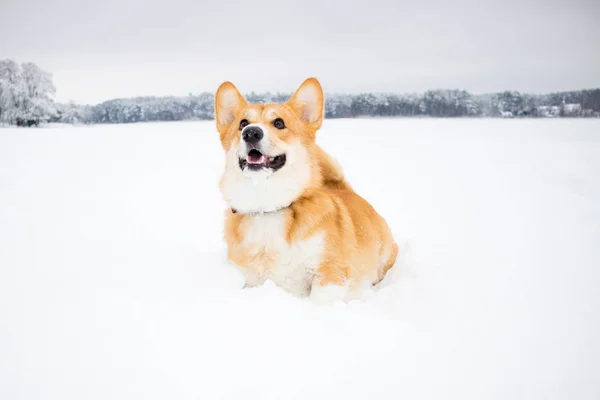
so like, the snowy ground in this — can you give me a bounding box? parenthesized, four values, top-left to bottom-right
(1, 119, 599, 400)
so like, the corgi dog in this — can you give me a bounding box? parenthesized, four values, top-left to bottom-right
(215, 78, 397, 304)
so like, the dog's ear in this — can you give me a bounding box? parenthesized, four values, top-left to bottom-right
(286, 77, 324, 130)
(215, 81, 247, 133)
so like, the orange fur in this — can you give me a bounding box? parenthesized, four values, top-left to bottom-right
(215, 78, 397, 301)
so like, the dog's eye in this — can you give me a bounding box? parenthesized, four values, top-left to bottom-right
(273, 118, 285, 130)
(239, 119, 249, 131)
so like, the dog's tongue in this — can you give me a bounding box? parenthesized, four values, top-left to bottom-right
(248, 153, 265, 164)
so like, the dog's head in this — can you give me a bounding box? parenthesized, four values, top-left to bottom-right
(215, 78, 324, 214)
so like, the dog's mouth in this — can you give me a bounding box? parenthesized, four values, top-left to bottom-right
(239, 149, 286, 171)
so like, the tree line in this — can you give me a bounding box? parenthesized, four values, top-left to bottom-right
(2, 59, 599, 127)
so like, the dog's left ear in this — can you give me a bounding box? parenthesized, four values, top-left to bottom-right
(286, 77, 324, 130)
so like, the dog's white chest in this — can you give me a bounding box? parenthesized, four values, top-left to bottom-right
(240, 212, 324, 296)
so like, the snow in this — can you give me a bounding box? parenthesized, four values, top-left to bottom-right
(1, 119, 600, 400)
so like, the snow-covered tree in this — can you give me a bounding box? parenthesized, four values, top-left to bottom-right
(0, 60, 56, 126)
(18, 62, 56, 125)
(0, 59, 23, 124)
(491, 91, 523, 116)
(55, 101, 88, 124)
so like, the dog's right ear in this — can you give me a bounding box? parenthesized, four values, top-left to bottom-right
(215, 82, 247, 134)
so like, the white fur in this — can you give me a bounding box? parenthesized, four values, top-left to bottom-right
(246, 109, 260, 121)
(236, 212, 325, 297)
(220, 135, 312, 214)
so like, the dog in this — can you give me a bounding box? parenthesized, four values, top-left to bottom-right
(215, 77, 398, 303)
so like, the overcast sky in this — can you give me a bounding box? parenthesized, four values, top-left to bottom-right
(1, 0, 598, 104)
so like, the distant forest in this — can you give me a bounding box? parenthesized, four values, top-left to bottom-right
(2, 60, 599, 127)
(53, 88, 600, 125)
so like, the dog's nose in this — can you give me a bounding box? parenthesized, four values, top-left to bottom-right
(242, 126, 263, 144)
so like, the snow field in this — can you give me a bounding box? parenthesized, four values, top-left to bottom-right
(1, 119, 599, 399)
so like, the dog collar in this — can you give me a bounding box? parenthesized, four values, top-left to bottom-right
(230, 204, 291, 215)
